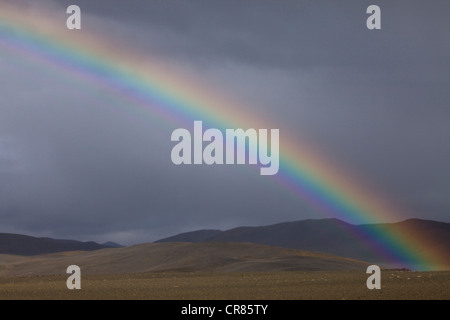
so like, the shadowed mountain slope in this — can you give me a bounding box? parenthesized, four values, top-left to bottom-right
(0, 233, 116, 256)
(156, 218, 450, 269)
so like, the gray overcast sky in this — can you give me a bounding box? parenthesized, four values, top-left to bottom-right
(0, 0, 449, 245)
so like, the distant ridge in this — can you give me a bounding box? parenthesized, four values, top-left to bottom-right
(0, 233, 118, 256)
(102, 241, 124, 248)
(155, 229, 222, 243)
(1, 219, 448, 270)
(156, 218, 450, 268)
(0, 242, 369, 276)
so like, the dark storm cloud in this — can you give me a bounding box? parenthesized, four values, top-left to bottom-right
(54, 0, 449, 70)
(0, 0, 449, 244)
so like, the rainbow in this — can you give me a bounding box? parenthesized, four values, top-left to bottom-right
(0, 3, 447, 270)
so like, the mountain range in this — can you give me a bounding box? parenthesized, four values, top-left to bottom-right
(0, 233, 121, 256)
(156, 218, 450, 268)
(1, 218, 448, 271)
(0, 242, 369, 276)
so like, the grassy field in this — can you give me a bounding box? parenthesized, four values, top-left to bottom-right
(0, 270, 448, 300)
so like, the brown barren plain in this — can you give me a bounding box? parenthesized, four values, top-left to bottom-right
(1, 271, 449, 300)
(0, 242, 448, 300)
